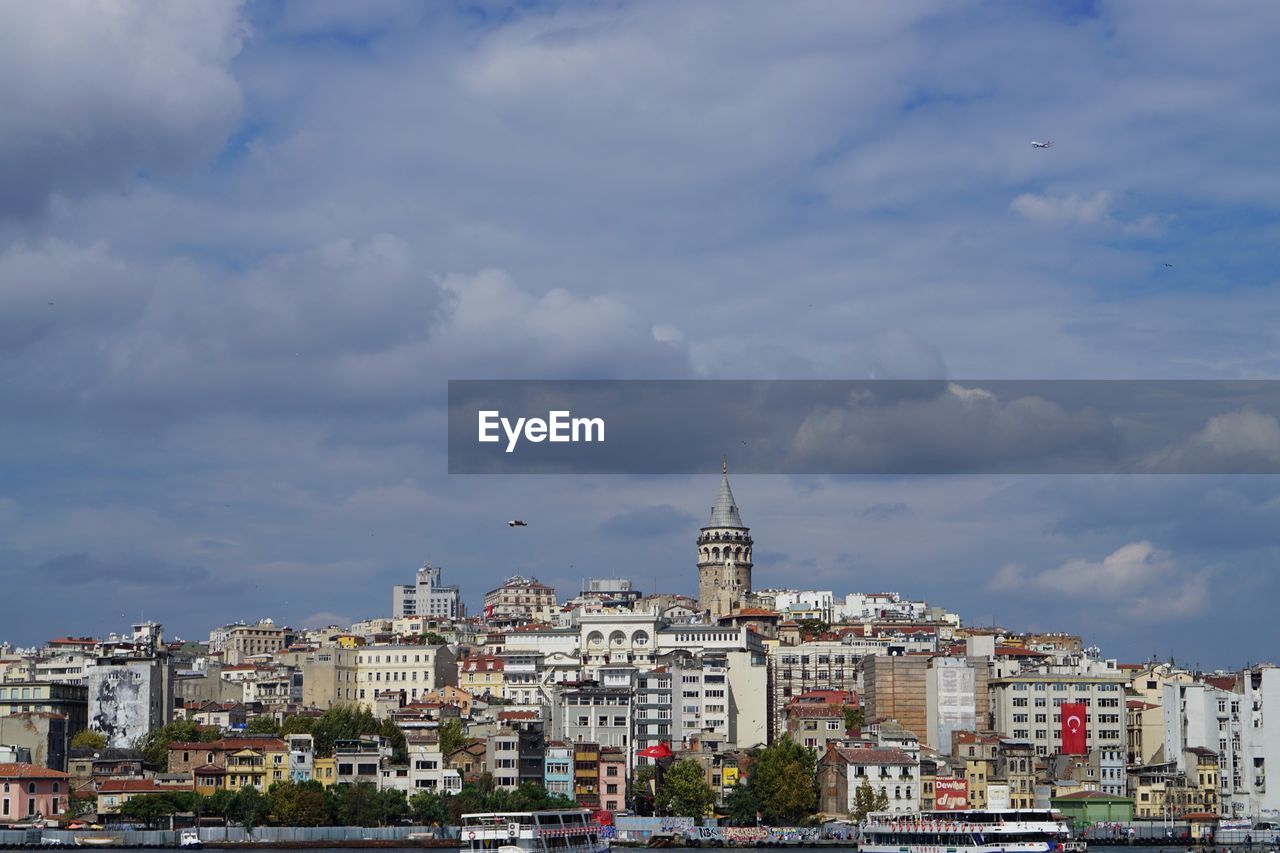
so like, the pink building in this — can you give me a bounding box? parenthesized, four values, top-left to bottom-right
(0, 763, 70, 821)
(597, 747, 627, 812)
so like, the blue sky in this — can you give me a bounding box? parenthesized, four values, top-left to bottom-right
(1, 1, 1279, 667)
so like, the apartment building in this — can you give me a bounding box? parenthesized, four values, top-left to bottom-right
(354, 644, 457, 710)
(988, 672, 1127, 757)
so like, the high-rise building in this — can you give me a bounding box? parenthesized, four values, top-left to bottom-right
(696, 460, 753, 621)
(392, 563, 462, 620)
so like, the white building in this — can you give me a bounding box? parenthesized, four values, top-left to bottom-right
(1230, 666, 1280, 820)
(819, 746, 921, 815)
(354, 644, 457, 710)
(393, 563, 462, 620)
(988, 670, 1128, 758)
(926, 657, 978, 755)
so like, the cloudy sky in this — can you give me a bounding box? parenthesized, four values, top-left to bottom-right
(2, 0, 1279, 668)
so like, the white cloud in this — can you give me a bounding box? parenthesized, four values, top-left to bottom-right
(992, 541, 1213, 620)
(0, 1, 247, 216)
(1011, 191, 1114, 225)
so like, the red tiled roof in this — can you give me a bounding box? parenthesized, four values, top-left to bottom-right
(787, 704, 843, 718)
(1204, 675, 1238, 691)
(97, 778, 165, 793)
(0, 763, 69, 779)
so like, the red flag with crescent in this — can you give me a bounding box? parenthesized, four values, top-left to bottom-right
(1061, 702, 1087, 754)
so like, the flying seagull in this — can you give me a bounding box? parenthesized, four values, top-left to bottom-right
(1031, 140, 1053, 149)
(508, 519, 528, 527)
(1163, 263, 1174, 267)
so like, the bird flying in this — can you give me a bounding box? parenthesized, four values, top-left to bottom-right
(1031, 140, 1053, 148)
(508, 519, 528, 527)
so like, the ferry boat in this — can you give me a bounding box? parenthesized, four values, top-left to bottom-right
(460, 809, 609, 853)
(859, 809, 1082, 853)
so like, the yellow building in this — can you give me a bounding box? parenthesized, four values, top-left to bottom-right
(458, 655, 505, 700)
(312, 756, 337, 787)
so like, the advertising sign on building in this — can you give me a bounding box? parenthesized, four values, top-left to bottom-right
(986, 783, 1011, 811)
(934, 778, 969, 810)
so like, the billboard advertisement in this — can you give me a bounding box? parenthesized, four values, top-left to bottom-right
(934, 778, 969, 810)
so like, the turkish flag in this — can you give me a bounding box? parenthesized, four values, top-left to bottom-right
(1061, 702, 1087, 754)
(637, 742, 674, 759)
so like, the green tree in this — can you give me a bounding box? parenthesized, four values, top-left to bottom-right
(631, 764, 657, 815)
(119, 793, 176, 828)
(420, 632, 447, 646)
(230, 785, 270, 831)
(268, 781, 328, 827)
(437, 718, 467, 757)
(70, 729, 107, 751)
(409, 790, 450, 826)
(795, 619, 830, 637)
(205, 789, 237, 826)
(842, 706, 865, 731)
(850, 779, 889, 822)
(656, 759, 715, 818)
(749, 736, 818, 825)
(279, 715, 315, 737)
(722, 783, 762, 827)
(245, 715, 281, 735)
(137, 719, 222, 769)
(309, 704, 404, 760)
(325, 782, 383, 826)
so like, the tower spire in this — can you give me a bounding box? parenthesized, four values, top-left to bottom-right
(723, 454, 727, 475)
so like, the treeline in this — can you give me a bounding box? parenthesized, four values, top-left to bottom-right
(117, 777, 577, 829)
(636, 736, 821, 826)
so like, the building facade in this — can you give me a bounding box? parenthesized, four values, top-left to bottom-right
(393, 563, 462, 620)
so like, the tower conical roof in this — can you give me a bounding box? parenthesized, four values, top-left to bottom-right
(707, 467, 745, 529)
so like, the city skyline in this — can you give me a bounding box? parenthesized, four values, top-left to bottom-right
(3, 2, 1280, 667)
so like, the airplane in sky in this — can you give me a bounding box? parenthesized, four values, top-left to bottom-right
(1031, 140, 1053, 149)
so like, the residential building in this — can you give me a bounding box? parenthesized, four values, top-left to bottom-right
(334, 736, 391, 787)
(551, 685, 633, 756)
(276, 647, 359, 708)
(458, 654, 505, 700)
(96, 778, 175, 817)
(483, 576, 558, 625)
(487, 729, 521, 790)
(988, 671, 1128, 758)
(573, 742, 600, 809)
(784, 703, 846, 753)
(0, 682, 88, 737)
(634, 667, 673, 763)
(393, 562, 462, 620)
(354, 644, 457, 710)
(817, 745, 920, 816)
(767, 641, 867, 740)
(167, 737, 289, 791)
(0, 763, 69, 820)
(598, 747, 627, 812)
(86, 652, 174, 749)
(0, 713, 69, 771)
(544, 742, 573, 798)
(221, 621, 290, 666)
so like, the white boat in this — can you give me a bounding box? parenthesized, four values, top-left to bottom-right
(178, 830, 204, 849)
(859, 808, 1082, 853)
(461, 809, 608, 853)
